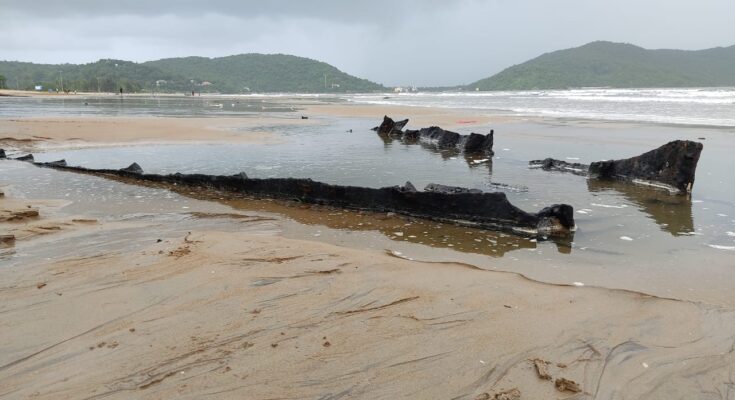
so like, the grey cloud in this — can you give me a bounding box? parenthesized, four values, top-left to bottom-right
(3, 0, 448, 23)
(1, 0, 734, 86)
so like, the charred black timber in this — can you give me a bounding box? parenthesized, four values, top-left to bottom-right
(373, 116, 494, 154)
(373, 116, 409, 136)
(589, 140, 703, 194)
(529, 140, 703, 194)
(528, 158, 589, 176)
(15, 154, 34, 162)
(29, 159, 575, 237)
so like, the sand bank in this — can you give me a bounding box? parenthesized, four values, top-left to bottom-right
(0, 116, 305, 151)
(0, 97, 520, 153)
(303, 103, 523, 129)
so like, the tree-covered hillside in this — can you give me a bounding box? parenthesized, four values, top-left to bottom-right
(0, 54, 384, 93)
(470, 41, 735, 90)
(0, 59, 179, 93)
(145, 54, 383, 93)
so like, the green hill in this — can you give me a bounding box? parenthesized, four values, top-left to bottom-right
(0, 54, 384, 93)
(469, 41, 735, 90)
(145, 54, 383, 93)
(0, 59, 175, 93)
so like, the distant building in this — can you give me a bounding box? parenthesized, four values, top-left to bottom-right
(200, 81, 213, 86)
(34, 85, 43, 91)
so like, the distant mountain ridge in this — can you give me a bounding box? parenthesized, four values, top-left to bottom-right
(0, 54, 384, 93)
(469, 41, 735, 90)
(2, 42, 734, 93)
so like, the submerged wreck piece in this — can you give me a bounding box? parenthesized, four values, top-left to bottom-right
(373, 115, 409, 136)
(15, 154, 34, 162)
(374, 116, 494, 154)
(45, 159, 67, 167)
(32, 160, 575, 237)
(528, 158, 589, 176)
(464, 131, 494, 153)
(530, 140, 703, 194)
(424, 183, 483, 194)
(120, 162, 144, 174)
(589, 140, 703, 193)
(415, 126, 494, 154)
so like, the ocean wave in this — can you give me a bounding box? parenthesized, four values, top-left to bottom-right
(345, 88, 735, 127)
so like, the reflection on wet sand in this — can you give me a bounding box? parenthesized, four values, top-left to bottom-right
(225, 197, 575, 256)
(587, 179, 694, 236)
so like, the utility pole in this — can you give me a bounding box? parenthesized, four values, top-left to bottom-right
(59, 70, 64, 92)
(324, 74, 327, 90)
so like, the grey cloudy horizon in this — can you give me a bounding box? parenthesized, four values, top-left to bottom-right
(2, 0, 733, 86)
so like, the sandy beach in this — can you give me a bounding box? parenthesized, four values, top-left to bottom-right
(0, 116, 303, 152)
(2, 186, 734, 399)
(2, 100, 735, 399)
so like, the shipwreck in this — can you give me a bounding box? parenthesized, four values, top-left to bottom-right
(373, 116, 494, 154)
(2, 152, 576, 238)
(529, 140, 703, 194)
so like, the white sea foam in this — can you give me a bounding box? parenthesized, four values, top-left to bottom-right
(345, 88, 735, 127)
(709, 244, 735, 251)
(592, 203, 628, 209)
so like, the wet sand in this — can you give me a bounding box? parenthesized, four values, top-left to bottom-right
(0, 116, 300, 151)
(304, 103, 518, 129)
(2, 188, 735, 399)
(2, 103, 735, 398)
(0, 102, 499, 152)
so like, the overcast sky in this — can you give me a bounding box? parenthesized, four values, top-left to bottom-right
(2, 0, 733, 86)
